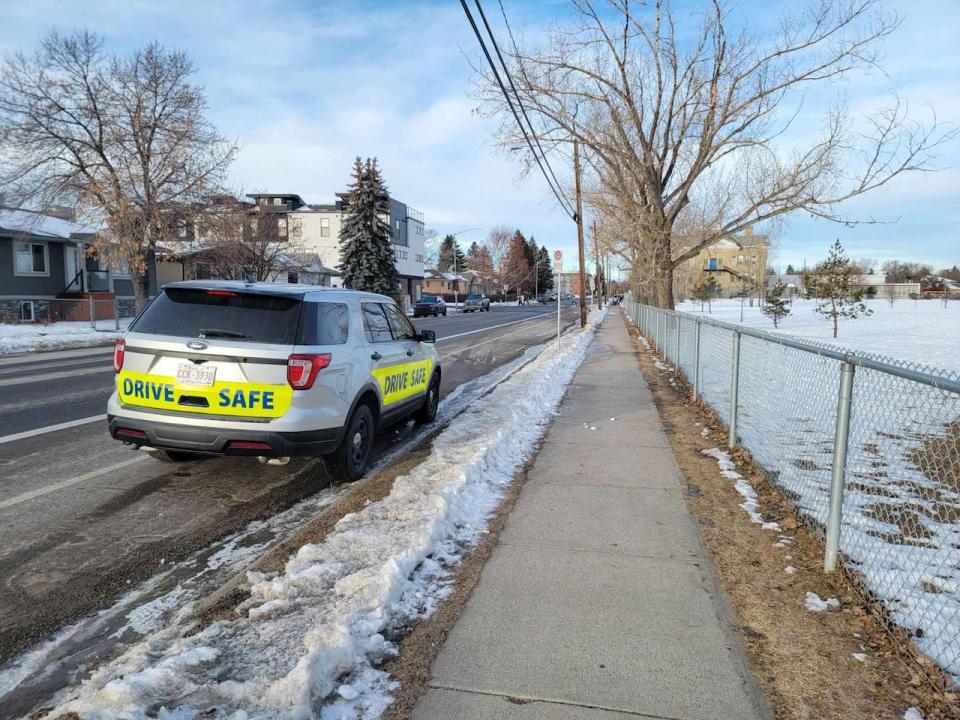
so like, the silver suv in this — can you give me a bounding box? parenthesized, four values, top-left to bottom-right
(108, 281, 441, 480)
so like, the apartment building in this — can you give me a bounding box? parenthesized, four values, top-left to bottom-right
(289, 193, 426, 301)
(675, 226, 769, 299)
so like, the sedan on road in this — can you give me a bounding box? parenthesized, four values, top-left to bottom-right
(413, 295, 447, 317)
(462, 294, 490, 312)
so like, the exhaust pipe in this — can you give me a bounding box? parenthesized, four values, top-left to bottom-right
(139, 445, 158, 453)
(257, 456, 291, 466)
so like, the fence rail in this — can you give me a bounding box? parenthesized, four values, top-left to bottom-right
(624, 300, 960, 685)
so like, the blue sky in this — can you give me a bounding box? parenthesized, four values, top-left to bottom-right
(0, 0, 957, 275)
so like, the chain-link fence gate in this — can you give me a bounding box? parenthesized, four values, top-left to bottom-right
(624, 299, 960, 689)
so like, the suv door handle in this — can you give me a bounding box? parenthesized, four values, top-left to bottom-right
(406, 349, 414, 356)
(370, 352, 382, 361)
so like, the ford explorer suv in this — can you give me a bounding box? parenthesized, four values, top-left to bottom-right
(462, 294, 490, 312)
(108, 282, 441, 480)
(413, 294, 447, 317)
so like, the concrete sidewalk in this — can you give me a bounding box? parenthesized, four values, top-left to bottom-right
(412, 312, 770, 720)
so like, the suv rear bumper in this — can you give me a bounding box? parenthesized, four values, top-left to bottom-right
(108, 414, 342, 457)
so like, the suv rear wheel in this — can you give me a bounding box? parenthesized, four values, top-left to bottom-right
(151, 449, 197, 463)
(330, 404, 374, 481)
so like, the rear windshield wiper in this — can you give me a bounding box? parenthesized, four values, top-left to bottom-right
(198, 328, 251, 339)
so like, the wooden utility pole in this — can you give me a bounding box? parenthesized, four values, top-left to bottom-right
(574, 139, 587, 327)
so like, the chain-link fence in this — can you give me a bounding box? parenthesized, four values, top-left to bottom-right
(625, 299, 960, 685)
(2, 296, 139, 330)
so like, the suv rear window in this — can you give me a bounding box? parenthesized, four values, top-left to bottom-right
(418, 295, 438, 303)
(466, 295, 482, 300)
(132, 288, 303, 344)
(299, 302, 349, 345)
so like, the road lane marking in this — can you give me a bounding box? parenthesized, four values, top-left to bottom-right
(0, 346, 113, 367)
(435, 311, 561, 343)
(0, 414, 106, 445)
(0, 365, 114, 388)
(0, 455, 149, 510)
(0, 356, 111, 378)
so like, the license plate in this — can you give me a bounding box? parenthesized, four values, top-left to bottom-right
(176, 362, 216, 387)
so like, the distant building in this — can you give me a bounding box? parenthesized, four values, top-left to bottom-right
(676, 226, 769, 299)
(289, 193, 426, 302)
(422, 270, 481, 299)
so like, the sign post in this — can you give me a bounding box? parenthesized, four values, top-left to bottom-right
(554, 249, 563, 351)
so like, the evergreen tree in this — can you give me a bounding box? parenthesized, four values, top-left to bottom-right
(786, 263, 796, 274)
(467, 241, 480, 263)
(438, 234, 466, 273)
(762, 281, 791, 328)
(338, 157, 397, 295)
(691, 281, 713, 313)
(537, 245, 554, 292)
(809, 239, 872, 338)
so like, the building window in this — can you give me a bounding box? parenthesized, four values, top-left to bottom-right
(415, 254, 424, 263)
(178, 224, 189, 238)
(292, 217, 303, 239)
(13, 241, 49, 276)
(320, 218, 330, 237)
(287, 272, 299, 284)
(20, 300, 35, 322)
(276, 216, 288, 235)
(273, 198, 283, 205)
(416, 225, 424, 236)
(395, 248, 408, 260)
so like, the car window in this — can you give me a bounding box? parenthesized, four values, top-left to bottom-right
(131, 288, 302, 344)
(300, 302, 349, 345)
(419, 295, 437, 303)
(362, 302, 393, 343)
(383, 302, 418, 341)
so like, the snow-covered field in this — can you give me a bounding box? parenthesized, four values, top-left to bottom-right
(41, 311, 605, 719)
(631, 300, 960, 681)
(0, 320, 131, 356)
(675, 298, 960, 373)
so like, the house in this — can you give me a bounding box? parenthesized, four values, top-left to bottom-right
(422, 270, 481, 300)
(289, 193, 426, 302)
(766, 273, 806, 298)
(675, 226, 769, 299)
(0, 205, 141, 323)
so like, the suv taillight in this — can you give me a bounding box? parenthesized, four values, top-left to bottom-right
(287, 353, 331, 389)
(113, 338, 125, 373)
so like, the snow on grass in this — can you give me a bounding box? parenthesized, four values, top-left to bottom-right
(48, 312, 606, 719)
(676, 298, 960, 374)
(701, 448, 781, 531)
(903, 707, 924, 720)
(804, 592, 840, 612)
(633, 302, 960, 679)
(0, 320, 131, 355)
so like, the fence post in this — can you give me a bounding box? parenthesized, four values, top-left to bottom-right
(693, 319, 701, 401)
(728, 330, 741, 450)
(114, 296, 120, 331)
(675, 315, 681, 367)
(89, 295, 95, 329)
(824, 360, 856, 573)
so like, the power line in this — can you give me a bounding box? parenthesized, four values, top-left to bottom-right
(487, 0, 573, 217)
(459, 0, 577, 222)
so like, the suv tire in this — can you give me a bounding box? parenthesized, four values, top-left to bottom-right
(415, 374, 440, 424)
(331, 404, 374, 481)
(151, 449, 197, 463)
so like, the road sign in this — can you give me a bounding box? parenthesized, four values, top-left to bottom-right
(553, 249, 563, 262)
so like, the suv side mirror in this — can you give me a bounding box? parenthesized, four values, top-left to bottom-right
(419, 329, 436, 343)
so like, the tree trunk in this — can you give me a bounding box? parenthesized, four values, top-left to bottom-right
(133, 270, 150, 314)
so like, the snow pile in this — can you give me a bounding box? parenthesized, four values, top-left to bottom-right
(804, 592, 840, 612)
(701, 448, 781, 531)
(903, 708, 924, 720)
(49, 312, 606, 719)
(0, 320, 129, 355)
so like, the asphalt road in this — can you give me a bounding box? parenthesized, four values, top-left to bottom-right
(0, 303, 580, 665)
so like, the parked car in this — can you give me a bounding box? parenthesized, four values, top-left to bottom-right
(462, 294, 490, 312)
(413, 294, 447, 317)
(108, 281, 441, 480)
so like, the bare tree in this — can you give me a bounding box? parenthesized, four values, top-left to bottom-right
(479, 0, 954, 307)
(0, 31, 236, 311)
(486, 225, 513, 291)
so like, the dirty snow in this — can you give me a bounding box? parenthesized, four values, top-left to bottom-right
(0, 320, 130, 355)
(46, 311, 606, 719)
(804, 591, 840, 612)
(785, 566, 797, 575)
(903, 707, 924, 720)
(853, 652, 867, 663)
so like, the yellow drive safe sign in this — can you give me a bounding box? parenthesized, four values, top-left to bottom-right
(371, 359, 433, 407)
(117, 370, 293, 418)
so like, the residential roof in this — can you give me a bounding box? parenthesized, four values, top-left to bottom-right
(0, 207, 97, 240)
